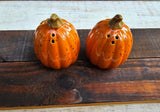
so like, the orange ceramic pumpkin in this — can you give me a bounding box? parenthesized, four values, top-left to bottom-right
(86, 14, 133, 69)
(34, 14, 80, 69)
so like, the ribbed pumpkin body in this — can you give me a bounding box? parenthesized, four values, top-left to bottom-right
(34, 19, 80, 69)
(86, 19, 133, 69)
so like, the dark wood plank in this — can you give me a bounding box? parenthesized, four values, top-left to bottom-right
(0, 30, 36, 62)
(0, 58, 160, 107)
(0, 29, 160, 62)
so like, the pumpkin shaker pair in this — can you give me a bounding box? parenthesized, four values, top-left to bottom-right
(34, 14, 133, 69)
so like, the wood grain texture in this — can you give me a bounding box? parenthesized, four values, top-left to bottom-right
(0, 58, 160, 107)
(0, 1, 160, 30)
(0, 29, 160, 62)
(0, 1, 160, 111)
(1, 103, 160, 112)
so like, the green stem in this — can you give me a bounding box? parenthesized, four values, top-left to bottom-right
(108, 14, 124, 29)
(47, 14, 64, 28)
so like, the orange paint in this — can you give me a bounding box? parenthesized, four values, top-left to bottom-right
(34, 14, 80, 69)
(86, 14, 133, 69)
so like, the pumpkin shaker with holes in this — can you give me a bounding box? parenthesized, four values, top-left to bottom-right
(86, 14, 133, 69)
(34, 14, 80, 69)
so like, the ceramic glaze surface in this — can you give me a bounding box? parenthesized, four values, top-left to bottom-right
(34, 17, 80, 69)
(86, 18, 133, 69)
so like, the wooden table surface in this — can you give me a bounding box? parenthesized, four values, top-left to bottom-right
(0, 1, 160, 112)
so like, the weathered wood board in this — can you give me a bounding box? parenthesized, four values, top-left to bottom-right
(0, 29, 160, 108)
(0, 1, 160, 30)
(1, 29, 160, 62)
(0, 0, 160, 111)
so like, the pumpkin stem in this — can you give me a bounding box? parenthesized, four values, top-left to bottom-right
(47, 13, 64, 28)
(108, 14, 124, 29)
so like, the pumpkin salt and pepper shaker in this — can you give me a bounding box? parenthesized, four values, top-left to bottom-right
(34, 14, 80, 69)
(86, 14, 133, 69)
